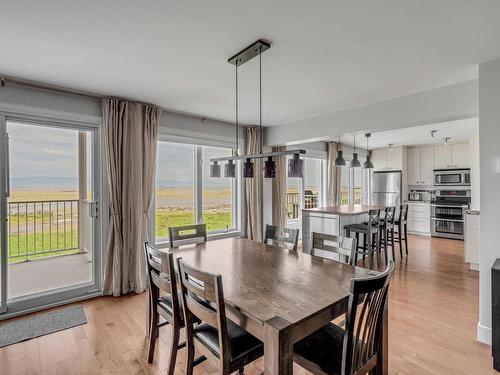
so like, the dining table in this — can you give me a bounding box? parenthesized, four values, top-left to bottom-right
(168, 237, 389, 375)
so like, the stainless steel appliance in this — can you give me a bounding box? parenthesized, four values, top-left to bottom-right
(372, 171, 402, 207)
(434, 168, 470, 186)
(431, 189, 470, 240)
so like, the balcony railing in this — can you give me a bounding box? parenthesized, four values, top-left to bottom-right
(7, 199, 80, 263)
(286, 192, 318, 220)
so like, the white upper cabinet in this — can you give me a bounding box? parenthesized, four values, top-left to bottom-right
(434, 143, 470, 169)
(407, 148, 420, 185)
(406, 146, 434, 185)
(451, 143, 471, 168)
(371, 147, 403, 171)
(419, 146, 434, 185)
(371, 148, 387, 171)
(434, 145, 452, 169)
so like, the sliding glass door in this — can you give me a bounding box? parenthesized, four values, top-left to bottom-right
(0, 116, 101, 316)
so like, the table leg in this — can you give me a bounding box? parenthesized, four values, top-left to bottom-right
(264, 316, 293, 375)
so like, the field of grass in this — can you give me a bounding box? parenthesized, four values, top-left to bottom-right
(6, 187, 233, 262)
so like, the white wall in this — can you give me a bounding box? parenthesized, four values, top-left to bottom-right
(478, 58, 500, 344)
(265, 80, 478, 146)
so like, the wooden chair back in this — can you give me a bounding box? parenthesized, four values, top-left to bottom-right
(397, 204, 408, 224)
(144, 243, 180, 321)
(367, 209, 381, 234)
(169, 223, 207, 247)
(342, 261, 394, 375)
(383, 206, 396, 225)
(177, 258, 230, 367)
(311, 232, 357, 265)
(264, 224, 300, 251)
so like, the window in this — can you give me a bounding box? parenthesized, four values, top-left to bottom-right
(286, 157, 324, 222)
(155, 142, 195, 239)
(154, 140, 238, 242)
(202, 146, 234, 232)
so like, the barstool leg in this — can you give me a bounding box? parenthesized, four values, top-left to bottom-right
(404, 224, 409, 255)
(391, 228, 396, 262)
(366, 232, 372, 269)
(383, 229, 388, 265)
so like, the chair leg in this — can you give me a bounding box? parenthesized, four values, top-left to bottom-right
(166, 324, 181, 375)
(391, 228, 396, 262)
(383, 229, 388, 265)
(362, 233, 367, 261)
(376, 233, 382, 269)
(186, 330, 195, 375)
(366, 233, 372, 269)
(238, 368, 245, 375)
(147, 309, 159, 363)
(404, 224, 409, 255)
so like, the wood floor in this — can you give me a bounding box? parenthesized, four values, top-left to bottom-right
(0, 235, 494, 374)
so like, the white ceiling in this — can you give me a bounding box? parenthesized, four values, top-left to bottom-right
(339, 118, 477, 149)
(1, 1, 500, 126)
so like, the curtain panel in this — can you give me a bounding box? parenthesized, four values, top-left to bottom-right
(102, 98, 160, 296)
(245, 127, 263, 241)
(272, 146, 287, 228)
(327, 142, 342, 205)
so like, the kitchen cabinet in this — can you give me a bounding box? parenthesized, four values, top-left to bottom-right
(434, 143, 470, 169)
(371, 147, 403, 171)
(450, 143, 471, 168)
(407, 202, 431, 235)
(406, 146, 434, 185)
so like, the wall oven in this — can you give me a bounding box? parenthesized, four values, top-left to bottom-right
(431, 189, 470, 240)
(434, 168, 470, 186)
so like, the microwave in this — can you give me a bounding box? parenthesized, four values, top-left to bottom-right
(434, 169, 470, 186)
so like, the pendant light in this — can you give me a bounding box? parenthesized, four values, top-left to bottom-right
(242, 158, 254, 178)
(288, 154, 304, 178)
(209, 161, 221, 177)
(363, 133, 374, 169)
(351, 135, 361, 168)
(334, 137, 346, 167)
(263, 156, 276, 178)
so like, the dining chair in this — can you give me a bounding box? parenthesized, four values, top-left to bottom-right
(177, 258, 264, 375)
(379, 206, 396, 264)
(344, 209, 381, 269)
(169, 223, 207, 247)
(264, 224, 300, 251)
(293, 261, 395, 375)
(311, 232, 358, 265)
(144, 243, 185, 373)
(394, 204, 409, 257)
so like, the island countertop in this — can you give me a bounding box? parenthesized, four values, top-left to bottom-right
(302, 204, 386, 216)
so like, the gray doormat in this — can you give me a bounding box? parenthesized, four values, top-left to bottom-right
(0, 305, 87, 348)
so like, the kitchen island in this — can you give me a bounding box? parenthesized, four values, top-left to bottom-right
(302, 205, 385, 254)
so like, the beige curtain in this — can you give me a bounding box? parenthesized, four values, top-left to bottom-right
(327, 142, 342, 205)
(272, 146, 287, 227)
(245, 127, 262, 241)
(102, 98, 160, 296)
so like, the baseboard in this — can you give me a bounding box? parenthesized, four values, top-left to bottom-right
(477, 322, 492, 345)
(407, 231, 431, 237)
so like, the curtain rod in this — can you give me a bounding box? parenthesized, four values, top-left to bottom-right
(0, 75, 159, 108)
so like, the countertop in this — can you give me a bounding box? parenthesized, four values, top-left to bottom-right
(302, 204, 386, 216)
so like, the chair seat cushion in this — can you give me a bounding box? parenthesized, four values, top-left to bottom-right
(194, 320, 263, 362)
(345, 223, 372, 233)
(158, 293, 182, 318)
(293, 322, 346, 375)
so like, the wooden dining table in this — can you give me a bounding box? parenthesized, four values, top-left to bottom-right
(169, 237, 388, 375)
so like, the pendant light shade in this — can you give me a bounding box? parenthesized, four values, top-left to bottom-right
(209, 161, 221, 177)
(224, 160, 236, 178)
(334, 150, 346, 167)
(288, 154, 304, 178)
(242, 158, 254, 178)
(351, 135, 361, 168)
(263, 156, 276, 178)
(363, 133, 374, 169)
(351, 153, 361, 168)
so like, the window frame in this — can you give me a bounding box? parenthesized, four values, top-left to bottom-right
(286, 156, 326, 225)
(152, 135, 242, 247)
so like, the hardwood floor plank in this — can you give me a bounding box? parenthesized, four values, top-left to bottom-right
(0, 235, 495, 374)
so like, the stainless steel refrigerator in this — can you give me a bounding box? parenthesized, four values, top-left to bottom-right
(371, 171, 402, 207)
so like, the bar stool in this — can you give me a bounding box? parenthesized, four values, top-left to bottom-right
(394, 204, 409, 257)
(379, 206, 396, 264)
(344, 209, 381, 269)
